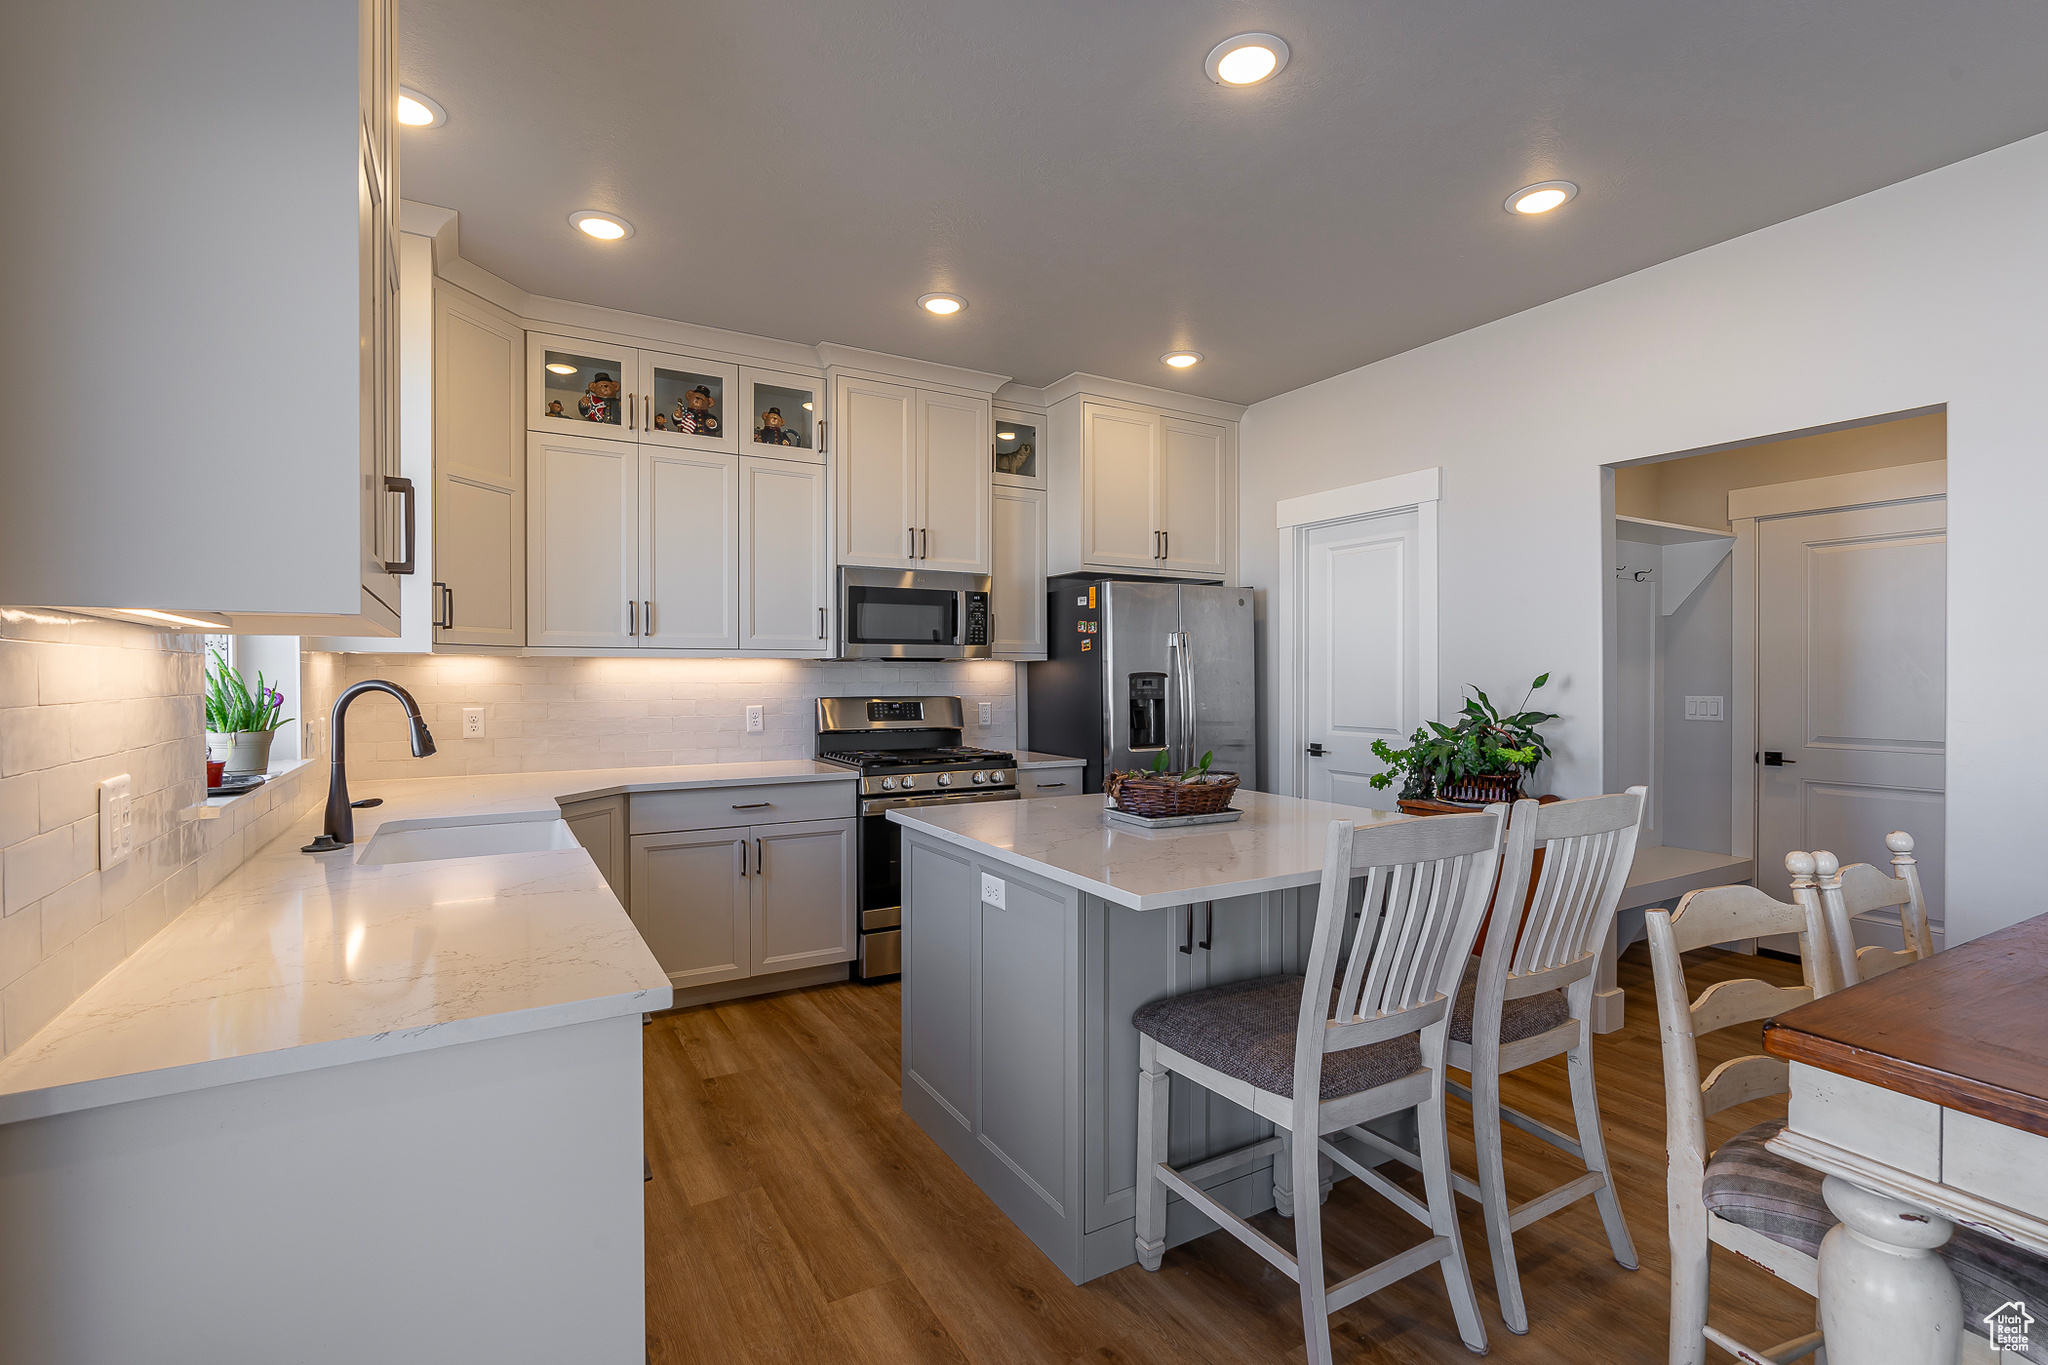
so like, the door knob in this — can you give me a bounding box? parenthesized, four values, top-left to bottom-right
(1760, 751, 1797, 766)
(1305, 743, 1328, 757)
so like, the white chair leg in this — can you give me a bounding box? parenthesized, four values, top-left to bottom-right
(1135, 1035, 1169, 1272)
(1420, 1087, 1489, 1354)
(1273, 1128, 1295, 1218)
(1292, 1128, 1336, 1365)
(1667, 1204, 1711, 1365)
(1470, 1066, 1528, 1334)
(1567, 1030, 1639, 1271)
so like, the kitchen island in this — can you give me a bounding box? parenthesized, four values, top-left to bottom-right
(890, 788, 1411, 1283)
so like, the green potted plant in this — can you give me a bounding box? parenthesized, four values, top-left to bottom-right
(1369, 674, 1559, 805)
(204, 650, 292, 777)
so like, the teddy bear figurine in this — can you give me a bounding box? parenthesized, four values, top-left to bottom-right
(546, 399, 566, 419)
(579, 372, 621, 423)
(755, 407, 797, 446)
(653, 411, 668, 431)
(672, 385, 719, 436)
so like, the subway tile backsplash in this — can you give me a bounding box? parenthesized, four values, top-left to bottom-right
(305, 653, 1020, 781)
(0, 611, 320, 1056)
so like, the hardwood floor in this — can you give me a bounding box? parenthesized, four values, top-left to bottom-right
(644, 943, 1815, 1363)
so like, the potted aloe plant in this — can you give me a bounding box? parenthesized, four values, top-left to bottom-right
(205, 650, 292, 777)
(1369, 674, 1558, 806)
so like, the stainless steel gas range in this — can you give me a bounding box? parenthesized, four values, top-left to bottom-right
(816, 695, 1017, 979)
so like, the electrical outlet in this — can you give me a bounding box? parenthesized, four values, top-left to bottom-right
(980, 873, 1006, 909)
(98, 774, 134, 869)
(979, 701, 993, 726)
(1683, 696, 1725, 721)
(745, 704, 764, 733)
(462, 706, 485, 738)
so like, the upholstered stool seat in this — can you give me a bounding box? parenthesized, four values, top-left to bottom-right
(1446, 976, 1570, 1045)
(1132, 975, 1423, 1101)
(1705, 1118, 2048, 1364)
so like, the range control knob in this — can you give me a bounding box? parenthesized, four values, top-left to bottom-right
(938, 773, 953, 787)
(880, 777, 896, 791)
(900, 775, 916, 789)
(972, 770, 987, 784)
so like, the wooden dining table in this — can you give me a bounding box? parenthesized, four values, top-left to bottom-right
(1762, 911, 2048, 1364)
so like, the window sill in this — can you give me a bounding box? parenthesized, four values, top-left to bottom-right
(177, 758, 317, 822)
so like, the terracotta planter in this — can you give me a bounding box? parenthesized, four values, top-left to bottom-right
(223, 730, 276, 776)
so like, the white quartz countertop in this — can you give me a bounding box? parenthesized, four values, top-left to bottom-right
(890, 788, 1411, 911)
(1013, 751, 1087, 769)
(0, 761, 855, 1125)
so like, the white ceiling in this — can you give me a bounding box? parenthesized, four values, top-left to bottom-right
(397, 0, 2048, 405)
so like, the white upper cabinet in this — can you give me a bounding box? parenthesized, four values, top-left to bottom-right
(741, 369, 825, 464)
(992, 411, 1045, 489)
(641, 350, 742, 454)
(833, 375, 991, 573)
(834, 377, 921, 566)
(1159, 416, 1229, 579)
(1046, 385, 1241, 582)
(641, 451, 740, 650)
(434, 285, 526, 648)
(527, 431, 639, 649)
(1, 0, 403, 629)
(916, 389, 992, 573)
(992, 486, 1048, 660)
(741, 457, 831, 653)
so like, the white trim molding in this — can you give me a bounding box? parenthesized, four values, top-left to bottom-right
(1276, 467, 1441, 529)
(1728, 460, 1946, 521)
(1270, 467, 1442, 798)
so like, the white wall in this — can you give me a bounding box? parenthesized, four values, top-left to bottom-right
(1240, 131, 2048, 947)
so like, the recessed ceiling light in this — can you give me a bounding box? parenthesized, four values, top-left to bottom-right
(570, 210, 634, 240)
(1162, 351, 1203, 368)
(1205, 33, 1289, 85)
(918, 292, 966, 316)
(396, 88, 446, 128)
(1507, 180, 1578, 215)
(996, 431, 1016, 440)
(545, 362, 577, 375)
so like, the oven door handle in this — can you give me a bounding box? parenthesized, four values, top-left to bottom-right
(862, 789, 1021, 815)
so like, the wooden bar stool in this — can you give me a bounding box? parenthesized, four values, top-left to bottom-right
(1131, 809, 1507, 1363)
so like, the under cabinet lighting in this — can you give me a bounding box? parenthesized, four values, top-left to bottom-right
(802, 402, 813, 410)
(996, 431, 1016, 440)
(1205, 34, 1289, 85)
(1507, 181, 1578, 215)
(545, 363, 577, 375)
(570, 211, 634, 241)
(396, 88, 446, 128)
(918, 292, 966, 316)
(1162, 351, 1202, 368)
(119, 608, 232, 630)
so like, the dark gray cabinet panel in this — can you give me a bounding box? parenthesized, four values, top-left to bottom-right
(903, 838, 978, 1134)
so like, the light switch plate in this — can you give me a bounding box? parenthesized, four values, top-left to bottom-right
(979, 702, 993, 726)
(745, 704, 764, 733)
(462, 706, 485, 738)
(980, 873, 1006, 909)
(1683, 695, 1725, 721)
(99, 774, 134, 868)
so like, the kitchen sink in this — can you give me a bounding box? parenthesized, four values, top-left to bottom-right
(355, 816, 581, 866)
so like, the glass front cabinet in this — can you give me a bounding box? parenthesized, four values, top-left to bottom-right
(528, 333, 822, 464)
(741, 368, 824, 463)
(991, 407, 1044, 488)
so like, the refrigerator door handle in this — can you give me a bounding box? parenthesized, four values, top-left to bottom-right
(1181, 631, 1197, 769)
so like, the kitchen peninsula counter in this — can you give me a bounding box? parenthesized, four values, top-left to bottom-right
(888, 788, 1410, 1284)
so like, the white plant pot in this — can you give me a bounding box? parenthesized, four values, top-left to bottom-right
(206, 732, 234, 764)
(223, 730, 275, 777)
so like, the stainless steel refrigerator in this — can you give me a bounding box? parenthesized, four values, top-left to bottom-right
(1026, 577, 1257, 794)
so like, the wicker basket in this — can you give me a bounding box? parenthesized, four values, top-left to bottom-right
(1105, 771, 1241, 819)
(1434, 772, 1523, 805)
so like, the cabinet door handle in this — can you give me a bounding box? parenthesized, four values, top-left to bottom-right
(817, 418, 826, 454)
(1179, 905, 1194, 955)
(754, 837, 763, 875)
(737, 839, 748, 878)
(907, 527, 916, 559)
(1198, 902, 1212, 952)
(1036, 781, 1068, 789)
(444, 583, 454, 629)
(919, 528, 929, 560)
(382, 475, 416, 574)
(730, 802, 773, 810)
(628, 392, 635, 429)
(645, 394, 652, 432)
(432, 580, 447, 630)
(1162, 531, 1169, 561)
(627, 600, 637, 636)
(644, 600, 654, 637)
(818, 605, 826, 640)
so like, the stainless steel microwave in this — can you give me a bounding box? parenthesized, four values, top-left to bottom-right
(838, 568, 992, 660)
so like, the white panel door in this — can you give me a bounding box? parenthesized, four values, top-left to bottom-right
(991, 486, 1047, 660)
(834, 376, 918, 567)
(1082, 403, 1161, 570)
(916, 389, 991, 573)
(1159, 416, 1228, 578)
(434, 292, 524, 647)
(641, 450, 738, 650)
(1300, 509, 1423, 811)
(526, 431, 637, 649)
(1757, 497, 1946, 932)
(749, 818, 857, 974)
(629, 830, 750, 987)
(740, 456, 830, 653)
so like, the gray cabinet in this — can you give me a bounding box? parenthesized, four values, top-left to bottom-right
(560, 794, 628, 909)
(627, 782, 856, 1000)
(1017, 764, 1084, 798)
